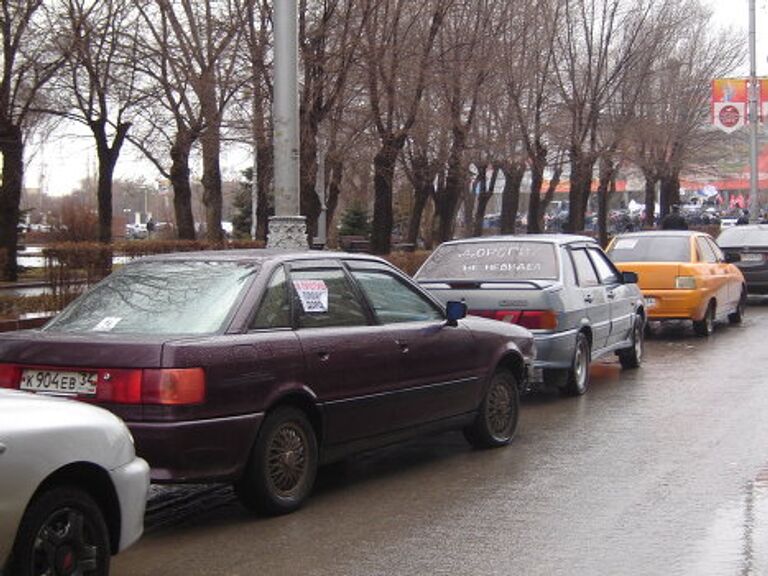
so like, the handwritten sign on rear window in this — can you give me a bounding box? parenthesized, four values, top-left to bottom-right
(293, 280, 329, 313)
(417, 241, 558, 281)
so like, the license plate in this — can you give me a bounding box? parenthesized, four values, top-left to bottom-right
(20, 369, 97, 396)
(644, 297, 657, 309)
(740, 253, 764, 263)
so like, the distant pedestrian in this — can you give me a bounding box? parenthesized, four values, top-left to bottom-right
(146, 217, 155, 238)
(736, 209, 750, 225)
(661, 205, 688, 230)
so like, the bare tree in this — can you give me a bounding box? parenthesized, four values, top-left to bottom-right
(0, 1, 67, 280)
(363, 0, 448, 254)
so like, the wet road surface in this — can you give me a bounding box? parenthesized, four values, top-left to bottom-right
(115, 301, 768, 576)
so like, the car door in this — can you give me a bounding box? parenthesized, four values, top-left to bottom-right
(347, 260, 481, 428)
(285, 262, 400, 446)
(568, 246, 611, 352)
(707, 236, 740, 310)
(587, 247, 635, 347)
(695, 236, 730, 313)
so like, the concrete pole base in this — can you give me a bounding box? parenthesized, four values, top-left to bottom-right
(267, 216, 308, 249)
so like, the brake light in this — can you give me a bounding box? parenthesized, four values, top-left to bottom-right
(96, 369, 143, 403)
(470, 309, 557, 330)
(0, 363, 21, 388)
(142, 368, 206, 405)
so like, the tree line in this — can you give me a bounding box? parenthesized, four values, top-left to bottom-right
(0, 0, 744, 280)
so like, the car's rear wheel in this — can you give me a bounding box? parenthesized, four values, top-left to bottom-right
(728, 289, 746, 324)
(463, 368, 519, 448)
(562, 332, 591, 396)
(10, 486, 110, 576)
(618, 316, 644, 369)
(236, 406, 318, 516)
(693, 301, 715, 336)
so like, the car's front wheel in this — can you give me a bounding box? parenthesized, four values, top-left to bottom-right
(236, 406, 318, 516)
(10, 486, 110, 576)
(464, 368, 520, 448)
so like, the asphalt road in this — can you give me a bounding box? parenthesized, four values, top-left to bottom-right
(114, 301, 768, 576)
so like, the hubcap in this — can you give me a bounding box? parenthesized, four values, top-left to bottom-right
(33, 508, 99, 575)
(267, 423, 308, 496)
(575, 341, 588, 390)
(634, 324, 643, 359)
(487, 380, 513, 437)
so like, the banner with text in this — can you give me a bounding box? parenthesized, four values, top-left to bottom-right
(712, 78, 748, 133)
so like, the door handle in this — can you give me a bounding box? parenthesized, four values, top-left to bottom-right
(396, 340, 410, 353)
(584, 294, 593, 303)
(317, 352, 330, 362)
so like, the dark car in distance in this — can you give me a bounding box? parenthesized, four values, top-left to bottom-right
(717, 224, 768, 295)
(0, 250, 534, 515)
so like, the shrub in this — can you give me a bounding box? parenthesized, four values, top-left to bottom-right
(383, 250, 431, 276)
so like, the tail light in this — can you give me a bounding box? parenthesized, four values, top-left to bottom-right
(675, 276, 696, 289)
(470, 309, 558, 330)
(0, 363, 205, 405)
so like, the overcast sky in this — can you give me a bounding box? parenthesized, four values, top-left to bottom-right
(24, 0, 768, 199)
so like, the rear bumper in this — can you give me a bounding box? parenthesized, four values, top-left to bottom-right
(741, 269, 768, 294)
(109, 457, 150, 552)
(531, 329, 578, 375)
(127, 412, 264, 483)
(644, 289, 707, 321)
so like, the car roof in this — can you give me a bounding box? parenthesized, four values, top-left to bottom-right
(136, 249, 390, 266)
(436, 234, 597, 247)
(614, 230, 704, 238)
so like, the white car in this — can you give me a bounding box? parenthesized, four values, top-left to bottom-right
(0, 390, 149, 576)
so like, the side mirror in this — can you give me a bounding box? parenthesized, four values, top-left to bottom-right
(622, 271, 639, 284)
(724, 252, 741, 264)
(445, 301, 467, 326)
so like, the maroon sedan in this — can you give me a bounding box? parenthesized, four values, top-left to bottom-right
(0, 250, 534, 515)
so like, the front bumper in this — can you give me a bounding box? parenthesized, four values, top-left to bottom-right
(109, 457, 150, 552)
(127, 412, 264, 483)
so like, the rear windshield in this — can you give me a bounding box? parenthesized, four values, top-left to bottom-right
(45, 260, 258, 335)
(608, 236, 691, 263)
(717, 227, 768, 248)
(416, 241, 559, 281)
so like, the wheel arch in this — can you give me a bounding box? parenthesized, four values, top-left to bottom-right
(34, 462, 121, 554)
(265, 391, 324, 447)
(495, 351, 526, 390)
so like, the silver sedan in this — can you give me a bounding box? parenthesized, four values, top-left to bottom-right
(415, 235, 646, 395)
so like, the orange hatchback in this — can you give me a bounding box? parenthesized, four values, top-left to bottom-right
(607, 231, 746, 336)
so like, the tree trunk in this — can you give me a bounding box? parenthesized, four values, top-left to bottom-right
(527, 152, 546, 234)
(435, 130, 467, 243)
(407, 153, 434, 246)
(472, 166, 497, 237)
(255, 142, 272, 242)
(0, 126, 23, 281)
(170, 129, 196, 240)
(91, 119, 130, 246)
(659, 171, 680, 220)
(566, 150, 595, 233)
(299, 107, 322, 240)
(371, 135, 404, 254)
(325, 152, 343, 237)
(200, 125, 224, 243)
(643, 170, 657, 228)
(500, 162, 525, 234)
(597, 156, 615, 248)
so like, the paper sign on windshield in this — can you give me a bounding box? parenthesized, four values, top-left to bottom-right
(293, 280, 329, 313)
(93, 317, 122, 332)
(614, 239, 638, 250)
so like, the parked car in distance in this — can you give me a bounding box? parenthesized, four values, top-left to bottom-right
(0, 250, 534, 516)
(414, 235, 646, 397)
(607, 230, 746, 336)
(0, 389, 149, 576)
(717, 224, 768, 295)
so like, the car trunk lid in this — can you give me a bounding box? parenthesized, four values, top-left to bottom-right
(612, 262, 681, 290)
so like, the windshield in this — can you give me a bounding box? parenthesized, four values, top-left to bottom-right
(608, 236, 691, 263)
(45, 260, 258, 335)
(416, 241, 559, 281)
(717, 227, 768, 248)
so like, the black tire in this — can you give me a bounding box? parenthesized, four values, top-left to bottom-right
(618, 316, 644, 369)
(562, 332, 591, 396)
(693, 301, 715, 336)
(728, 289, 746, 324)
(9, 486, 110, 576)
(463, 368, 520, 448)
(235, 406, 318, 516)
